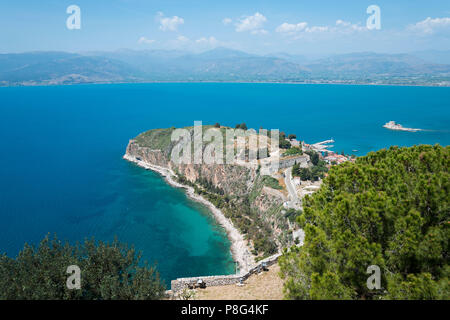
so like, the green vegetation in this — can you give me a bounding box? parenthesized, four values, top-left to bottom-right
(284, 208, 303, 223)
(292, 152, 328, 182)
(288, 134, 296, 140)
(279, 145, 449, 300)
(0, 235, 165, 300)
(277, 131, 292, 149)
(306, 151, 320, 166)
(235, 123, 247, 130)
(261, 175, 282, 190)
(178, 172, 278, 257)
(135, 127, 175, 151)
(279, 139, 292, 149)
(292, 164, 328, 181)
(283, 146, 302, 157)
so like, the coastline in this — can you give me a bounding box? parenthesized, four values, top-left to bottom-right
(123, 154, 254, 275)
(2, 80, 450, 88)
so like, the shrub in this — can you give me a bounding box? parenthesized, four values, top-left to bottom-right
(0, 235, 165, 300)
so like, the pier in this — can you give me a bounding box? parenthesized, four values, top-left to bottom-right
(310, 139, 335, 152)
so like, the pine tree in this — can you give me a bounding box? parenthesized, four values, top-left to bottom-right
(279, 145, 450, 300)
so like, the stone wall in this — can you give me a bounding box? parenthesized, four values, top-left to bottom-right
(279, 155, 309, 169)
(170, 253, 281, 292)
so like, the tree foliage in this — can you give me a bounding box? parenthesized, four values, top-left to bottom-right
(283, 146, 302, 157)
(235, 123, 247, 130)
(279, 139, 292, 149)
(306, 151, 320, 166)
(292, 154, 328, 182)
(279, 145, 449, 300)
(0, 235, 165, 300)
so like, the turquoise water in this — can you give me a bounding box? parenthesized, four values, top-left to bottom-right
(0, 83, 449, 283)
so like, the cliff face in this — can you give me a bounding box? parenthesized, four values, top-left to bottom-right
(126, 140, 168, 167)
(126, 139, 252, 196)
(125, 127, 293, 256)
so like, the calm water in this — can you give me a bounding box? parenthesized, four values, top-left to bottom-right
(0, 83, 449, 283)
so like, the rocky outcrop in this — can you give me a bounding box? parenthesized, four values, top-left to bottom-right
(176, 163, 252, 196)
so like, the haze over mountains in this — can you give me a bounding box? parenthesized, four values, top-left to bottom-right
(1, 47, 449, 86)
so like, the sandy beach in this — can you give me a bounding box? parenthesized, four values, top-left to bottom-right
(123, 154, 255, 274)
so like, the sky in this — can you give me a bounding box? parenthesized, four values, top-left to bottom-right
(0, 0, 449, 55)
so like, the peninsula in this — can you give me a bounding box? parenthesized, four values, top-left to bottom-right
(123, 124, 352, 276)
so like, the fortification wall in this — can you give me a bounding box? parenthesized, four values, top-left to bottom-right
(170, 253, 281, 292)
(278, 155, 309, 169)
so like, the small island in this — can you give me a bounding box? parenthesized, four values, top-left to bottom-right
(383, 121, 423, 132)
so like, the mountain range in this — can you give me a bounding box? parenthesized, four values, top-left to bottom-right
(1, 48, 449, 86)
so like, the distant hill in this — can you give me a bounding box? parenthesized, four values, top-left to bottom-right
(1, 48, 449, 86)
(0, 52, 140, 85)
(411, 50, 450, 65)
(264, 52, 311, 65)
(304, 52, 450, 80)
(87, 47, 309, 81)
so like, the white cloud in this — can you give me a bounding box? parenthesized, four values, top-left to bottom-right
(408, 17, 450, 35)
(165, 35, 224, 50)
(276, 22, 307, 33)
(306, 26, 329, 33)
(176, 35, 190, 42)
(336, 20, 350, 27)
(163, 35, 190, 49)
(235, 12, 267, 34)
(158, 12, 184, 32)
(137, 37, 155, 45)
(251, 29, 268, 35)
(275, 21, 328, 35)
(335, 20, 365, 32)
(222, 18, 232, 26)
(195, 36, 219, 45)
(276, 19, 366, 37)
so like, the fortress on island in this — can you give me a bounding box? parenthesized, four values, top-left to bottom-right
(383, 121, 423, 132)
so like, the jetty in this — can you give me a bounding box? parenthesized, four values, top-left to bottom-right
(310, 139, 334, 152)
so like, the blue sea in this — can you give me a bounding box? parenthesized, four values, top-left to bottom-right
(0, 83, 449, 284)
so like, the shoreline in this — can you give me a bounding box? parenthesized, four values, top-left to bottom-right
(2, 80, 450, 89)
(123, 154, 254, 275)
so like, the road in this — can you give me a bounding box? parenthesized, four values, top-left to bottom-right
(284, 167, 301, 210)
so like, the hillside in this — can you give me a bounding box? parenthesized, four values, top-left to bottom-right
(0, 52, 141, 86)
(305, 52, 450, 84)
(1, 48, 450, 86)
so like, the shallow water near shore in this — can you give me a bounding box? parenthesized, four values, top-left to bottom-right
(0, 83, 449, 284)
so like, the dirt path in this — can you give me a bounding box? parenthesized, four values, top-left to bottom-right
(284, 167, 301, 209)
(194, 264, 285, 300)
